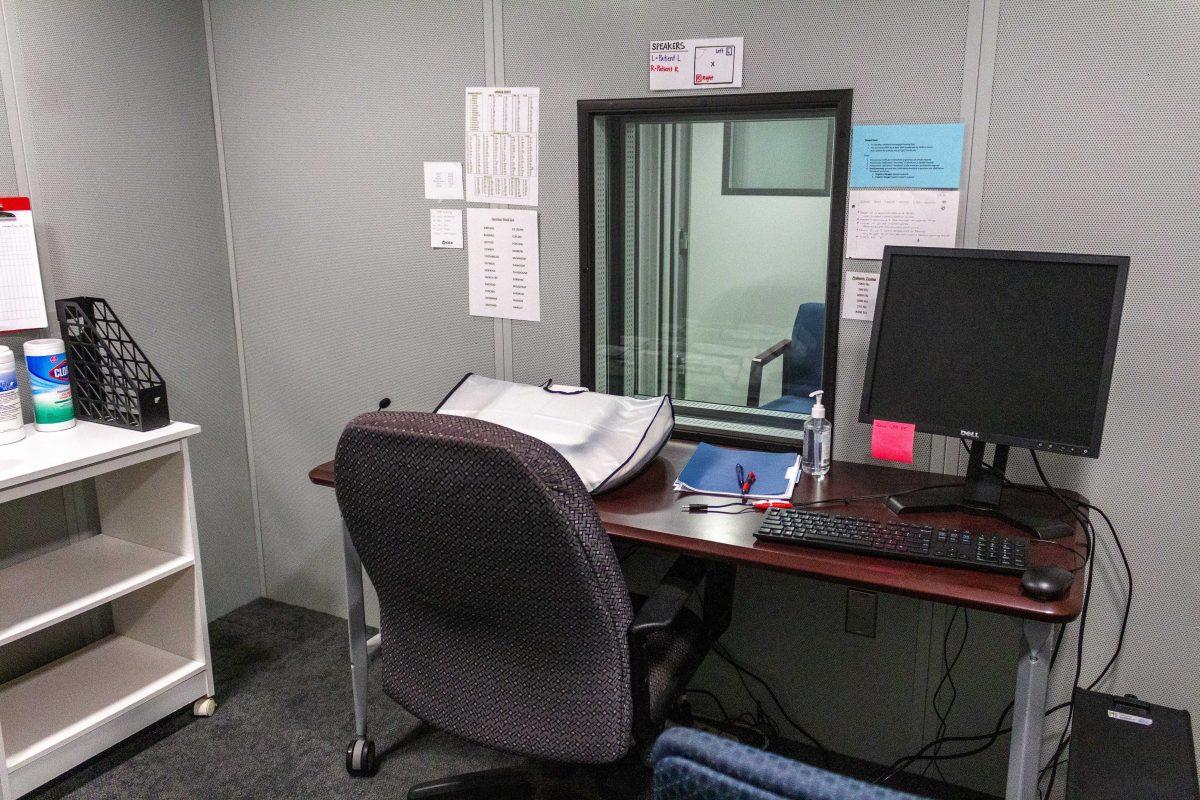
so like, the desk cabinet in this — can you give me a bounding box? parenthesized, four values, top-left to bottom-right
(0, 422, 215, 798)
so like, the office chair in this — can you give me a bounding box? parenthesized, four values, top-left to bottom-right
(746, 302, 825, 414)
(335, 411, 735, 798)
(651, 728, 926, 800)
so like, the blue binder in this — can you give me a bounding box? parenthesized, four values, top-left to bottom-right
(676, 443, 799, 498)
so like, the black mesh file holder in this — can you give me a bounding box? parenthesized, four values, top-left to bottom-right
(55, 297, 171, 432)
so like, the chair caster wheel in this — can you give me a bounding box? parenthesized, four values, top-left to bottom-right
(346, 737, 377, 777)
(192, 697, 217, 717)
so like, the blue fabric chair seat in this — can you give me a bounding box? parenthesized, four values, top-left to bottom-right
(762, 394, 816, 415)
(652, 727, 926, 800)
(748, 302, 825, 413)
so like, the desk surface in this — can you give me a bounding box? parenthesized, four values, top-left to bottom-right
(309, 440, 1085, 622)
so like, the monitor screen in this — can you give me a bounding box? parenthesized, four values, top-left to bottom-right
(860, 247, 1128, 456)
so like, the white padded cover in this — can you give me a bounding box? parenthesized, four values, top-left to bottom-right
(436, 373, 674, 494)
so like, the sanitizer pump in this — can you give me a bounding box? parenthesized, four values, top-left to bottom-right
(802, 390, 831, 477)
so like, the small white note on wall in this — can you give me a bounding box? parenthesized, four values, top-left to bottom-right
(424, 161, 464, 200)
(841, 271, 880, 321)
(466, 208, 540, 321)
(430, 209, 464, 249)
(0, 197, 47, 333)
(649, 37, 743, 91)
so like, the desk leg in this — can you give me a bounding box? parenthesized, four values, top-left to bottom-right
(1006, 619, 1054, 800)
(342, 523, 369, 741)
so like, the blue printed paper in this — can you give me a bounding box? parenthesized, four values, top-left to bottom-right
(850, 123, 965, 189)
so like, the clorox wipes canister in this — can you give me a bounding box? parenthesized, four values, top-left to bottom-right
(23, 338, 75, 431)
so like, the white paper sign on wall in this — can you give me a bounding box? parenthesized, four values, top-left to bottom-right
(841, 271, 881, 322)
(649, 37, 743, 91)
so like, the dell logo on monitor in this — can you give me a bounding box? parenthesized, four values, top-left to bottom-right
(960, 429, 981, 439)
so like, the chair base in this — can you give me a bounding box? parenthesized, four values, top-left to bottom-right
(408, 766, 536, 799)
(407, 760, 649, 800)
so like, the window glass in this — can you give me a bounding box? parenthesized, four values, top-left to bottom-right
(588, 107, 843, 441)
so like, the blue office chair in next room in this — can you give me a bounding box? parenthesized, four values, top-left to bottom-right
(335, 412, 736, 799)
(652, 728, 926, 800)
(746, 302, 825, 415)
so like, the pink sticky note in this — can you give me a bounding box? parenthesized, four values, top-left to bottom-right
(871, 419, 915, 464)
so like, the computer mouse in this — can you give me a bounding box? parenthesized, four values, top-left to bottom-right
(1021, 565, 1074, 601)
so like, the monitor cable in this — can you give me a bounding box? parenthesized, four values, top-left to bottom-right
(1028, 450, 1133, 799)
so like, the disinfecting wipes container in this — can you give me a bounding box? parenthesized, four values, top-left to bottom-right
(0, 345, 24, 444)
(23, 338, 75, 431)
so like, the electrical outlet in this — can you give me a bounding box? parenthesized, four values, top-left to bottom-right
(845, 588, 877, 637)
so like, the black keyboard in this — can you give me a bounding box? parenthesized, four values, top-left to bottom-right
(754, 508, 1029, 574)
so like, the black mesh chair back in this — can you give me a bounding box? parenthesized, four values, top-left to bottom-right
(335, 411, 636, 764)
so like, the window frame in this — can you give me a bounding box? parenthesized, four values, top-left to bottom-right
(577, 90, 853, 446)
(721, 116, 836, 197)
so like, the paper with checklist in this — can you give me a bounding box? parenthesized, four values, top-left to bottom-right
(430, 209, 463, 249)
(846, 190, 960, 260)
(0, 197, 47, 333)
(464, 87, 539, 206)
(466, 208, 540, 321)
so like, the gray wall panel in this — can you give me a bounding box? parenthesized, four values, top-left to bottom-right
(208, 0, 495, 616)
(502, 0, 968, 468)
(502, 0, 981, 778)
(981, 1, 1200, 785)
(0, 44, 107, 683)
(6, 0, 259, 617)
(0, 57, 42, 417)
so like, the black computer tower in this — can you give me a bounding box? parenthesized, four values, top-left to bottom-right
(1067, 688, 1199, 799)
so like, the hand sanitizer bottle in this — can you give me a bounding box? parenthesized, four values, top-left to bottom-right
(802, 390, 831, 477)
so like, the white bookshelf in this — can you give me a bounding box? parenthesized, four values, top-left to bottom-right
(0, 422, 215, 799)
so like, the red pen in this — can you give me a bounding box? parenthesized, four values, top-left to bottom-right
(753, 499, 793, 510)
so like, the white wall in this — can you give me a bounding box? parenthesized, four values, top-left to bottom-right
(683, 122, 830, 407)
(206, 0, 496, 617)
(0, 0, 260, 619)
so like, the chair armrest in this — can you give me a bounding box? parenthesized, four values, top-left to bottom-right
(747, 338, 791, 407)
(629, 556, 709, 637)
(628, 556, 712, 745)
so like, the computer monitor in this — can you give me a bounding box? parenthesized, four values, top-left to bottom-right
(860, 246, 1129, 538)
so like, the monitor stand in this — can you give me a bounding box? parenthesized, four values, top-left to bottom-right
(886, 442, 1077, 539)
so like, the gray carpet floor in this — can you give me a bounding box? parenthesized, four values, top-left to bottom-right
(26, 598, 992, 800)
(29, 599, 540, 800)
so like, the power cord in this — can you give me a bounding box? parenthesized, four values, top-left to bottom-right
(874, 700, 1074, 784)
(924, 607, 969, 783)
(711, 641, 832, 766)
(1027, 450, 1132, 799)
(688, 442, 1131, 795)
(681, 482, 968, 515)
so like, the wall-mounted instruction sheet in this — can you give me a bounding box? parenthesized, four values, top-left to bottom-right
(846, 190, 959, 260)
(464, 87, 539, 206)
(424, 161, 464, 200)
(847, 124, 965, 260)
(841, 271, 881, 321)
(649, 37, 744, 91)
(850, 124, 965, 190)
(430, 209, 464, 249)
(0, 197, 47, 333)
(466, 208, 540, 321)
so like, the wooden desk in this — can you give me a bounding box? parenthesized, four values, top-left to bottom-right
(309, 439, 1085, 800)
(594, 442, 1084, 622)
